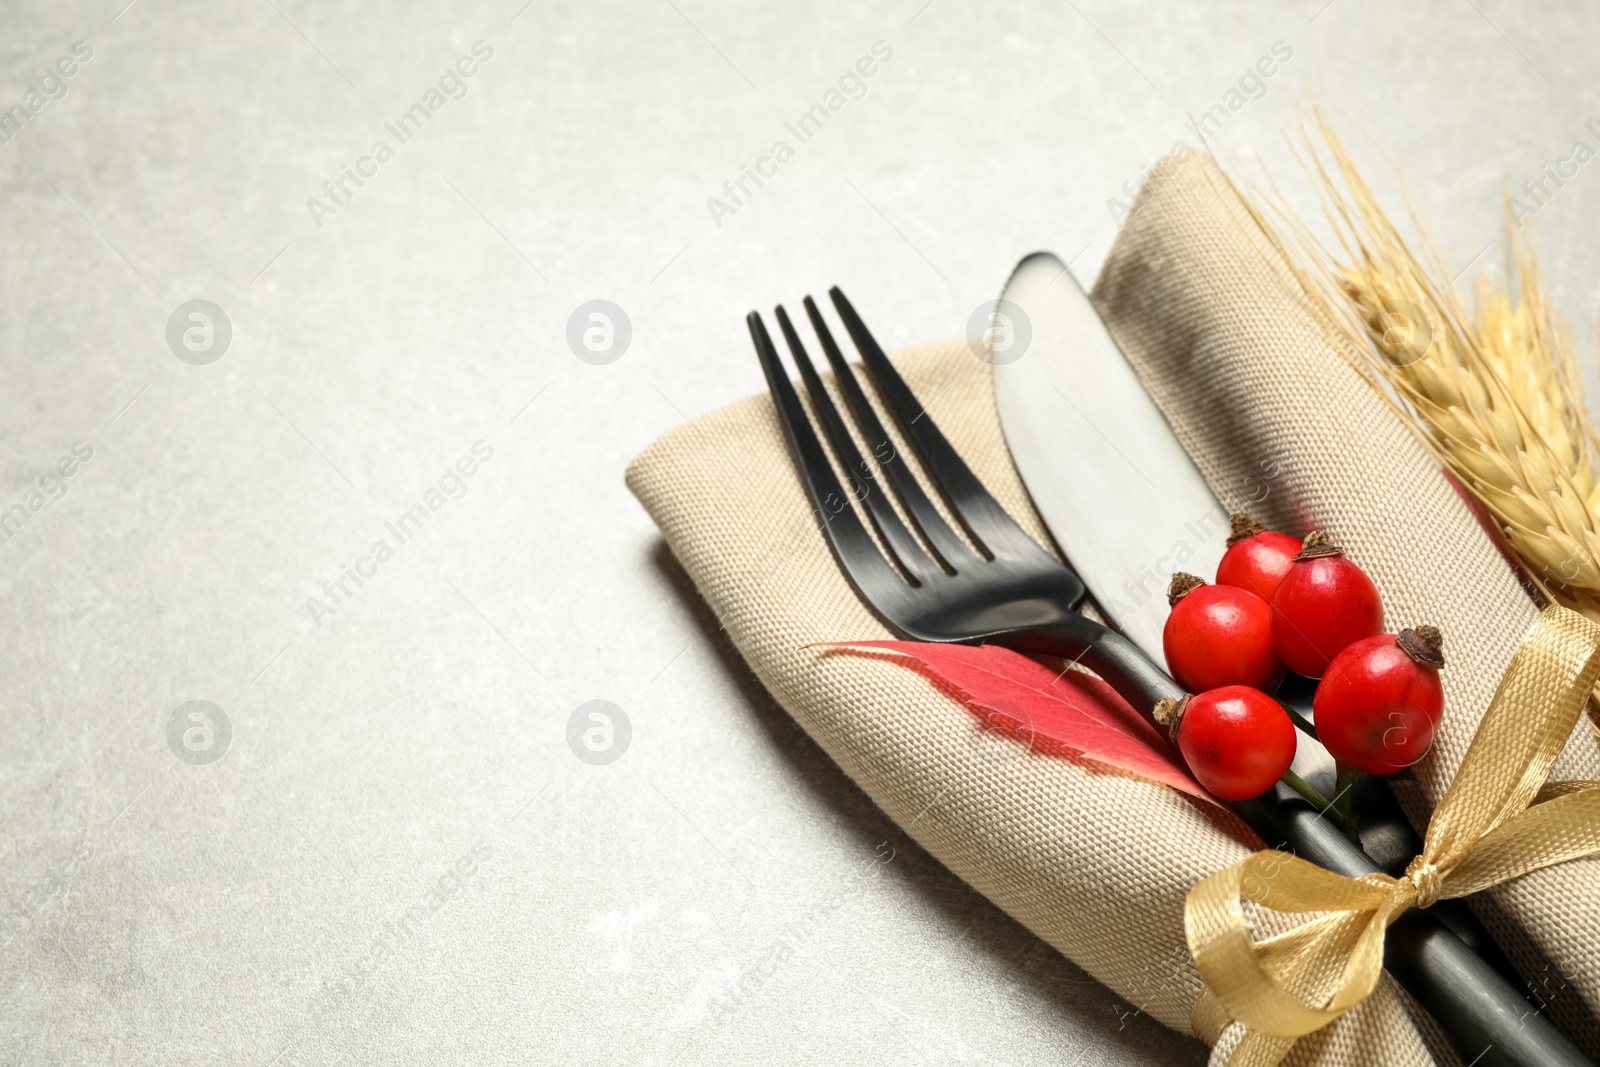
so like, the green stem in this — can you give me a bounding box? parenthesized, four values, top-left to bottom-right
(1282, 704, 1319, 740)
(1332, 763, 1364, 845)
(1280, 769, 1333, 811)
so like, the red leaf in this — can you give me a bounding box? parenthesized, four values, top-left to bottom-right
(831, 640, 1216, 805)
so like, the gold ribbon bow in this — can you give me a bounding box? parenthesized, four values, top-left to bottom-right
(1186, 605, 1600, 1066)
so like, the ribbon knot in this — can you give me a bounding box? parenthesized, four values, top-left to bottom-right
(1186, 606, 1600, 1066)
(1403, 856, 1443, 909)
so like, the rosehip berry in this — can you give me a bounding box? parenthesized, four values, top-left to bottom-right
(1314, 627, 1445, 775)
(1155, 686, 1297, 801)
(1216, 513, 1302, 603)
(1163, 573, 1285, 693)
(1270, 531, 1383, 678)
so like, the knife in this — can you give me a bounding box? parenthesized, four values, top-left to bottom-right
(988, 251, 1501, 866)
(988, 251, 1230, 664)
(989, 251, 1565, 1061)
(990, 252, 1336, 793)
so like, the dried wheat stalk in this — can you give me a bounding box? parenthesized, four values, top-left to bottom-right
(1236, 117, 1600, 624)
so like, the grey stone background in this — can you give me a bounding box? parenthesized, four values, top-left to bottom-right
(1, 0, 1596, 1063)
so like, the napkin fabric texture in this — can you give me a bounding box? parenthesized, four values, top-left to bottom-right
(625, 152, 1594, 1064)
(626, 335, 1441, 1065)
(1094, 152, 1600, 1054)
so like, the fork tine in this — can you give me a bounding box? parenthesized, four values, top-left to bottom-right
(774, 305, 941, 584)
(828, 286, 1038, 559)
(746, 311, 911, 608)
(801, 296, 976, 570)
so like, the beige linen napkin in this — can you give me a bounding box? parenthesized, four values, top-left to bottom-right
(1095, 152, 1600, 1054)
(626, 195, 1459, 1064)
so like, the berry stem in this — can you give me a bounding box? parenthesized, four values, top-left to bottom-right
(1332, 763, 1364, 845)
(1280, 769, 1333, 811)
(1281, 703, 1319, 740)
(1226, 512, 1267, 546)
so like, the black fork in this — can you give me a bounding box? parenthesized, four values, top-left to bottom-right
(751, 292, 1175, 712)
(745, 287, 1590, 1067)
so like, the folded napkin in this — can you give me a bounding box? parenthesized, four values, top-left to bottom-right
(1095, 152, 1600, 1054)
(625, 153, 1477, 1063)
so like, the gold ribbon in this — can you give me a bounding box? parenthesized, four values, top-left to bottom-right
(1186, 605, 1600, 1066)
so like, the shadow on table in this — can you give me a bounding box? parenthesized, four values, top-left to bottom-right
(649, 539, 1208, 1067)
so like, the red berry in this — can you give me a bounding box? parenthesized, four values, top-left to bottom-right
(1270, 531, 1383, 678)
(1216, 514, 1302, 603)
(1156, 686, 1297, 800)
(1314, 628, 1445, 775)
(1163, 573, 1285, 693)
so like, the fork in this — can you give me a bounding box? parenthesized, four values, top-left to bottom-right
(745, 287, 1589, 1067)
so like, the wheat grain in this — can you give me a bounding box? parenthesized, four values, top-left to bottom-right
(1232, 116, 1600, 623)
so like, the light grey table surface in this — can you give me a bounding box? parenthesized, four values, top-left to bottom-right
(2, 1, 1596, 1063)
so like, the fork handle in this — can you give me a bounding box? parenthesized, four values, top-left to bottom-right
(1001, 614, 1185, 709)
(997, 618, 1590, 1067)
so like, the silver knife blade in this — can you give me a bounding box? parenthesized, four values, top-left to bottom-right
(990, 250, 1336, 789)
(990, 251, 1231, 663)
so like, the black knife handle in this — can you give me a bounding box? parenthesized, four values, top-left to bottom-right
(999, 617, 1591, 1067)
(1237, 786, 1590, 1067)
(1002, 614, 1186, 713)
(1272, 674, 1528, 991)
